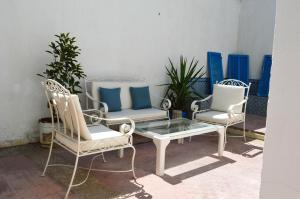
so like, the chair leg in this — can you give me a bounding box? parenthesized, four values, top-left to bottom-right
(224, 126, 228, 145)
(65, 154, 79, 199)
(243, 121, 247, 142)
(131, 146, 137, 179)
(41, 138, 54, 176)
(118, 149, 124, 158)
(101, 152, 107, 163)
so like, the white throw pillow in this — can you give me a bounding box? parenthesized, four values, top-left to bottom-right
(211, 84, 245, 113)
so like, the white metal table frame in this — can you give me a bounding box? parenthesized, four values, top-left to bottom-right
(135, 119, 225, 176)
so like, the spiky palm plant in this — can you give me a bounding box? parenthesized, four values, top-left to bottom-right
(164, 55, 206, 111)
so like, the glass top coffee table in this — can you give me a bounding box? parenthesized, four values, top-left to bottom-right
(135, 118, 225, 176)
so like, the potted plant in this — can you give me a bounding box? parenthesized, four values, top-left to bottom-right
(37, 33, 86, 147)
(163, 55, 206, 118)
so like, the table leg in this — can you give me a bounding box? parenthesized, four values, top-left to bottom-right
(153, 138, 170, 176)
(217, 126, 225, 156)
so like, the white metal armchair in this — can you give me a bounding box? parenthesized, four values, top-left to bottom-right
(191, 79, 251, 143)
(41, 79, 136, 199)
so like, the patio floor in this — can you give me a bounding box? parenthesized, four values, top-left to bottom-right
(234, 114, 266, 134)
(0, 135, 263, 199)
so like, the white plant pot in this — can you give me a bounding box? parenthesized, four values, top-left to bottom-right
(39, 118, 54, 147)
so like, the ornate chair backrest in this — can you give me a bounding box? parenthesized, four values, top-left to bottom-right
(43, 79, 90, 144)
(217, 79, 251, 99)
(216, 79, 251, 113)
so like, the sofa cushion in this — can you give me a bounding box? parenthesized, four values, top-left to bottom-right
(130, 86, 152, 110)
(211, 84, 245, 113)
(99, 87, 121, 112)
(105, 108, 168, 125)
(195, 111, 244, 124)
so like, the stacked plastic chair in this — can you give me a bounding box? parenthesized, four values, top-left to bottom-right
(207, 52, 224, 93)
(227, 54, 249, 85)
(257, 55, 272, 97)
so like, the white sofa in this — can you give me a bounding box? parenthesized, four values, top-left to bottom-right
(85, 80, 171, 126)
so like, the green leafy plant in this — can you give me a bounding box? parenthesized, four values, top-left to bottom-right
(37, 33, 86, 94)
(163, 55, 206, 110)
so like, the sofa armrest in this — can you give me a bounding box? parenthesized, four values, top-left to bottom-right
(151, 94, 171, 111)
(85, 91, 108, 113)
(160, 98, 172, 110)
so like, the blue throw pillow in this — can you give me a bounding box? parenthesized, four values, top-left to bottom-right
(99, 87, 121, 112)
(130, 86, 152, 110)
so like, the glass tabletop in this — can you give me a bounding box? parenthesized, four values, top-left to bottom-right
(135, 118, 216, 136)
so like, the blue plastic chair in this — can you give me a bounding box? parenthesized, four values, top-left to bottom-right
(207, 52, 224, 93)
(257, 55, 272, 97)
(227, 54, 249, 84)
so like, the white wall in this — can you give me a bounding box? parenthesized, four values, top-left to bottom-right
(0, 0, 240, 145)
(260, 0, 300, 198)
(237, 0, 276, 79)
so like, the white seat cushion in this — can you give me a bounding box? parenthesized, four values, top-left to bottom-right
(105, 108, 167, 124)
(195, 111, 244, 125)
(211, 84, 245, 113)
(55, 125, 129, 153)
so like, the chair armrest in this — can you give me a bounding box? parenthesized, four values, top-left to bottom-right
(85, 91, 108, 113)
(227, 99, 247, 117)
(82, 109, 100, 113)
(83, 113, 135, 136)
(82, 109, 106, 125)
(191, 95, 212, 112)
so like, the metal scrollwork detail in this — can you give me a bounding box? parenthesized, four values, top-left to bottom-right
(218, 79, 248, 88)
(89, 114, 102, 125)
(44, 79, 70, 95)
(161, 99, 171, 110)
(119, 124, 131, 134)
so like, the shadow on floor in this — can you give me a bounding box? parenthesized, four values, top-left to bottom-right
(0, 134, 263, 199)
(233, 114, 266, 134)
(224, 137, 264, 158)
(161, 155, 235, 185)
